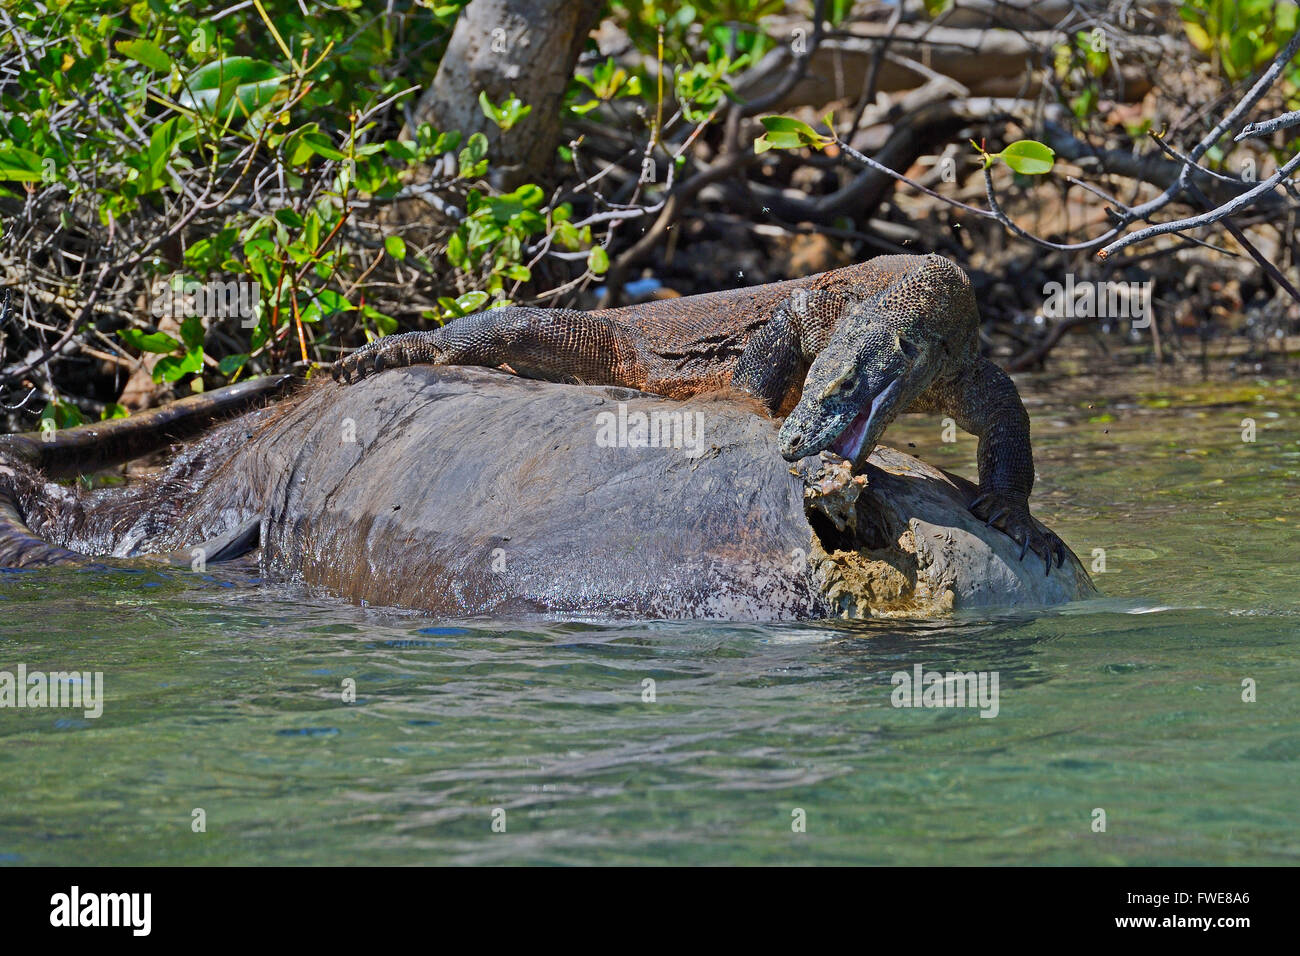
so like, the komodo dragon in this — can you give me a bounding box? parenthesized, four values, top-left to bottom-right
(333, 253, 1068, 572)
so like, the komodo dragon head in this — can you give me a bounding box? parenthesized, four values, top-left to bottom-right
(778, 265, 970, 468)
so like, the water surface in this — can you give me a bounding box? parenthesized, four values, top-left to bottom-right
(2, 367, 1297, 864)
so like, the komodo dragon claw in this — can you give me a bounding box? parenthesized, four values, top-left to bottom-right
(333, 331, 431, 384)
(969, 491, 1067, 576)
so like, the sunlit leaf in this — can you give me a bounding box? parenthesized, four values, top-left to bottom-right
(997, 140, 1056, 175)
(116, 38, 172, 73)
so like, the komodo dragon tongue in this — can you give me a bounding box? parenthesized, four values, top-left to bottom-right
(827, 376, 903, 463)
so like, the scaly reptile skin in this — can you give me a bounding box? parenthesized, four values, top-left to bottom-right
(333, 253, 1067, 572)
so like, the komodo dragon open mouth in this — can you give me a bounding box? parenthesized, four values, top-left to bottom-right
(825, 376, 904, 464)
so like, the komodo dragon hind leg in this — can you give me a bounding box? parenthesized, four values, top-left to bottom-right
(333, 307, 641, 387)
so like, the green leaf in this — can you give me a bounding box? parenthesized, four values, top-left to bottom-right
(180, 315, 205, 351)
(218, 354, 248, 376)
(275, 208, 304, 228)
(483, 183, 545, 224)
(446, 230, 467, 268)
(760, 116, 820, 135)
(303, 130, 347, 161)
(384, 235, 407, 260)
(479, 92, 532, 132)
(455, 290, 489, 313)
(145, 116, 179, 188)
(152, 346, 203, 383)
(179, 57, 284, 119)
(478, 90, 502, 123)
(308, 289, 353, 317)
(118, 328, 182, 354)
(552, 221, 580, 250)
(1069, 87, 1098, 121)
(116, 38, 172, 74)
(40, 400, 83, 429)
(754, 115, 834, 154)
(1279, 3, 1298, 33)
(0, 146, 45, 182)
(362, 305, 398, 335)
(996, 140, 1056, 175)
(431, 130, 461, 155)
(437, 291, 489, 320)
(587, 246, 610, 275)
(458, 132, 489, 178)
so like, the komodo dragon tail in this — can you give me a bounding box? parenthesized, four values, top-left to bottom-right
(0, 374, 291, 567)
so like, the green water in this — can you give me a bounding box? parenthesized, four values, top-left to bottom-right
(1, 368, 1297, 865)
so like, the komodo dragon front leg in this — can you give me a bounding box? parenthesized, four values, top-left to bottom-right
(726, 289, 844, 411)
(332, 308, 647, 388)
(333, 289, 848, 411)
(914, 360, 1068, 574)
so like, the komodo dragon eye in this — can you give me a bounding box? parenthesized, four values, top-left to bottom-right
(817, 370, 856, 401)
